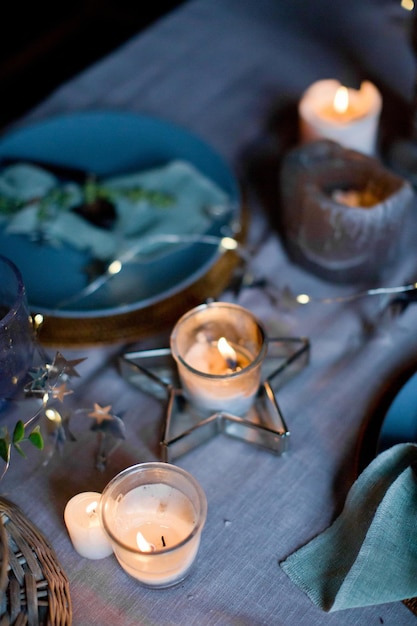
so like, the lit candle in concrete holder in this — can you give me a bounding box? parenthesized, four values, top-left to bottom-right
(170, 302, 267, 416)
(299, 79, 382, 155)
(280, 140, 414, 283)
(99, 463, 207, 588)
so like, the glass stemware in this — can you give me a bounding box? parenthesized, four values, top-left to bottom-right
(0, 254, 35, 407)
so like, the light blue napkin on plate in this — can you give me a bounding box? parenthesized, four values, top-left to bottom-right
(280, 442, 417, 611)
(0, 160, 229, 261)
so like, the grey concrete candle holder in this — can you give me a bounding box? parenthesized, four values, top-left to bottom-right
(280, 140, 414, 283)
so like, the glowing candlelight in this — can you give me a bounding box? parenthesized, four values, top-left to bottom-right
(99, 463, 207, 588)
(333, 86, 349, 114)
(298, 79, 382, 154)
(136, 531, 156, 552)
(217, 337, 238, 371)
(170, 302, 267, 416)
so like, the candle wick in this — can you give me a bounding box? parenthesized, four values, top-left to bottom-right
(225, 357, 238, 371)
(85, 501, 98, 517)
(161, 535, 166, 547)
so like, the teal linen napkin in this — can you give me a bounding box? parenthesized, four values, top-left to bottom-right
(280, 443, 417, 611)
(0, 160, 229, 261)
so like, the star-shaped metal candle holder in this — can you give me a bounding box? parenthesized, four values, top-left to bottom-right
(120, 337, 309, 462)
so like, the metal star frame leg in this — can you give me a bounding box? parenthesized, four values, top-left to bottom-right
(120, 337, 309, 462)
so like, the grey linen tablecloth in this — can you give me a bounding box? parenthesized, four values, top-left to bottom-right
(2, 1, 417, 624)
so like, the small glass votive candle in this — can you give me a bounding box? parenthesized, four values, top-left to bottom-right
(170, 302, 267, 416)
(99, 463, 207, 589)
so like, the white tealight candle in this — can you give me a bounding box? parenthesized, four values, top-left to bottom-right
(64, 492, 113, 560)
(99, 463, 207, 588)
(298, 79, 382, 155)
(170, 302, 267, 416)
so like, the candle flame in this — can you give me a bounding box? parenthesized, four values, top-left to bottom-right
(333, 86, 349, 114)
(136, 531, 156, 552)
(86, 501, 98, 516)
(217, 337, 238, 370)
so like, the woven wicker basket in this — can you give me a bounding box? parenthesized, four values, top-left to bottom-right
(0, 497, 72, 625)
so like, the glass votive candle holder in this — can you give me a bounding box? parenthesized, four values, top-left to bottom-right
(99, 462, 207, 589)
(0, 254, 35, 404)
(170, 301, 267, 416)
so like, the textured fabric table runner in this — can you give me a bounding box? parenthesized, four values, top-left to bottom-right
(1, 1, 417, 625)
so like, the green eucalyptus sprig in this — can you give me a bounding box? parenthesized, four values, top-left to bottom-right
(81, 177, 174, 209)
(107, 185, 174, 207)
(0, 177, 174, 221)
(0, 196, 24, 216)
(0, 187, 76, 218)
(0, 346, 129, 479)
(0, 421, 43, 479)
(0, 351, 86, 480)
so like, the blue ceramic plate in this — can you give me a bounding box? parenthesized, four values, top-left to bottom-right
(357, 357, 417, 472)
(0, 111, 240, 321)
(377, 369, 417, 452)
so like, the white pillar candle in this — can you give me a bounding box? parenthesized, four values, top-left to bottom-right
(170, 302, 267, 416)
(99, 463, 207, 588)
(64, 492, 113, 559)
(298, 79, 382, 155)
